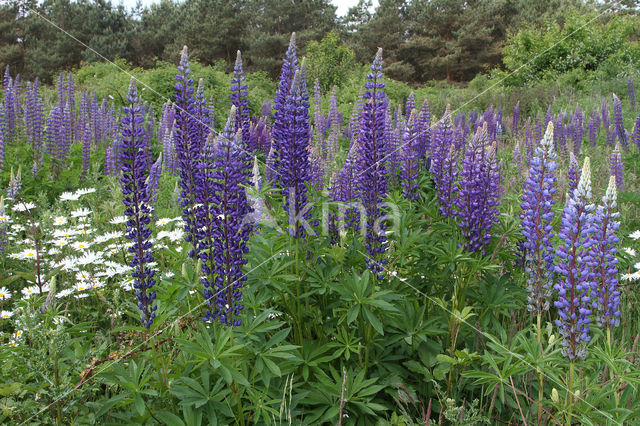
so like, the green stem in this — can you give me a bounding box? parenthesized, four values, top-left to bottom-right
(537, 313, 544, 424)
(566, 361, 574, 426)
(607, 327, 619, 408)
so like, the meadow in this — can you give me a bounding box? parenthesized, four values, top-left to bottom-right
(1, 31, 640, 426)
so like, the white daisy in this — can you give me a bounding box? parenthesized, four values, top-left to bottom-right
(71, 241, 92, 251)
(52, 216, 68, 226)
(56, 288, 74, 298)
(75, 282, 90, 292)
(21, 285, 40, 298)
(8, 253, 20, 260)
(629, 230, 640, 240)
(624, 247, 637, 257)
(47, 248, 61, 256)
(155, 218, 172, 226)
(19, 249, 38, 260)
(110, 216, 127, 225)
(77, 251, 103, 266)
(634, 262, 640, 271)
(76, 271, 92, 281)
(621, 272, 638, 281)
(53, 239, 69, 247)
(12, 202, 36, 212)
(0, 287, 12, 300)
(0, 214, 11, 223)
(75, 188, 96, 196)
(71, 208, 92, 218)
(0, 310, 13, 319)
(12, 330, 23, 339)
(60, 192, 80, 201)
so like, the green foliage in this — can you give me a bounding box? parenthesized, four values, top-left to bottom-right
(498, 12, 640, 86)
(305, 31, 356, 91)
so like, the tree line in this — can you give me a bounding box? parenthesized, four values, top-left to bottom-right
(0, 0, 632, 84)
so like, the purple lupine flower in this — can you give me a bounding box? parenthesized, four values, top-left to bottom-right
(520, 122, 558, 314)
(588, 113, 598, 147)
(613, 94, 628, 150)
(405, 91, 415, 118)
(512, 141, 522, 169)
(280, 64, 313, 238)
(544, 106, 553, 130)
(230, 51, 250, 146)
(355, 48, 388, 279)
(56, 72, 66, 106)
(2, 67, 14, 142)
(173, 46, 202, 258)
(628, 75, 635, 111)
(313, 78, 325, 149)
(26, 79, 45, 163)
(331, 141, 360, 233)
(572, 107, 584, 155)
(567, 152, 580, 195)
(67, 73, 75, 138)
(512, 101, 520, 138)
(271, 33, 299, 186)
(82, 125, 91, 177)
(590, 176, 620, 328)
(431, 106, 457, 217)
(386, 105, 401, 176)
(610, 143, 624, 190)
(197, 107, 253, 326)
(534, 115, 543, 149)
(348, 87, 365, 143)
(120, 78, 156, 328)
(454, 123, 503, 253)
(12, 74, 21, 138)
(104, 144, 116, 175)
(400, 111, 420, 200)
(524, 119, 534, 164)
(631, 112, 640, 152)
(146, 153, 163, 205)
(417, 99, 431, 163)
(328, 86, 340, 132)
(0, 103, 4, 170)
(554, 157, 595, 360)
(309, 145, 325, 190)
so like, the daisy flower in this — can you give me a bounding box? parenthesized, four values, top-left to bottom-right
(109, 216, 127, 225)
(634, 262, 640, 270)
(75, 188, 96, 196)
(0, 214, 10, 223)
(629, 230, 640, 240)
(8, 253, 20, 260)
(621, 273, 638, 281)
(76, 271, 92, 281)
(71, 241, 91, 251)
(155, 218, 172, 227)
(77, 251, 103, 266)
(74, 282, 90, 292)
(53, 216, 68, 226)
(60, 192, 80, 201)
(56, 288, 74, 298)
(12, 202, 36, 212)
(47, 248, 61, 256)
(624, 247, 637, 257)
(0, 287, 12, 300)
(0, 310, 13, 319)
(71, 208, 92, 218)
(52, 239, 68, 248)
(19, 249, 38, 260)
(21, 286, 40, 298)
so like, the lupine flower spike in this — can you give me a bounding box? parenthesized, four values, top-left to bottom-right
(520, 122, 557, 315)
(589, 176, 620, 329)
(120, 78, 156, 328)
(554, 157, 595, 360)
(610, 143, 623, 190)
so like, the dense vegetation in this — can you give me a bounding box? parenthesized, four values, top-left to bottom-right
(2, 0, 639, 84)
(1, 2, 640, 425)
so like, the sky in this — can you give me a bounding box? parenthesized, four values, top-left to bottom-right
(116, 0, 368, 17)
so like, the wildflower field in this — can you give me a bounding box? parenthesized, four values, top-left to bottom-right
(2, 16, 640, 426)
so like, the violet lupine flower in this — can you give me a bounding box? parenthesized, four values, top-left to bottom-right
(417, 99, 431, 162)
(572, 107, 584, 155)
(588, 114, 598, 147)
(405, 91, 415, 118)
(431, 107, 457, 217)
(386, 105, 401, 175)
(193, 79, 211, 147)
(231, 51, 250, 146)
(512, 141, 522, 169)
(400, 111, 420, 200)
(525, 119, 534, 164)
(81, 125, 91, 177)
(313, 78, 325, 149)
(554, 157, 595, 360)
(173, 46, 202, 258)
(602, 99, 611, 143)
(520, 122, 558, 314)
(328, 86, 340, 131)
(0, 103, 4, 170)
(629, 75, 635, 111)
(146, 153, 163, 205)
(631, 112, 640, 152)
(331, 141, 361, 232)
(534, 115, 543, 148)
(610, 143, 624, 190)
(280, 64, 313, 239)
(512, 101, 520, 137)
(3, 67, 15, 142)
(349, 87, 365, 143)
(613, 94, 628, 150)
(119, 78, 157, 328)
(355, 48, 389, 279)
(567, 152, 580, 195)
(271, 33, 299, 186)
(454, 124, 503, 253)
(26, 79, 45, 162)
(544, 106, 553, 130)
(104, 145, 116, 175)
(67, 73, 75, 137)
(589, 176, 621, 328)
(197, 108, 253, 326)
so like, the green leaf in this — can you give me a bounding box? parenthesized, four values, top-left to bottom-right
(157, 411, 186, 426)
(363, 307, 384, 335)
